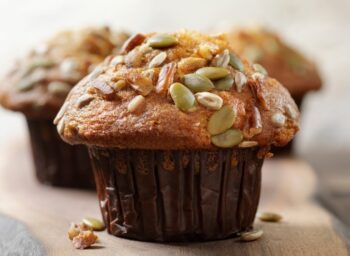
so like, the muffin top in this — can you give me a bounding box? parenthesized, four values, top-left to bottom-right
(56, 30, 300, 151)
(228, 27, 322, 97)
(0, 26, 129, 119)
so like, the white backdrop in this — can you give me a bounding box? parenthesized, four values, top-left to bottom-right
(0, 0, 349, 161)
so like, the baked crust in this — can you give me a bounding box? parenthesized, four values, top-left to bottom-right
(228, 27, 322, 97)
(56, 30, 300, 150)
(0, 26, 129, 119)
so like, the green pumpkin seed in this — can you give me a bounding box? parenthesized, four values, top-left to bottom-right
(183, 73, 214, 92)
(211, 129, 243, 148)
(229, 53, 244, 72)
(169, 82, 196, 112)
(207, 105, 236, 135)
(148, 34, 178, 48)
(195, 67, 229, 80)
(214, 75, 234, 90)
(258, 212, 282, 222)
(195, 92, 223, 110)
(82, 217, 105, 231)
(253, 63, 268, 75)
(240, 229, 263, 242)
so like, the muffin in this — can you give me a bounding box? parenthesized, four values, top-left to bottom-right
(0, 26, 129, 188)
(56, 30, 299, 241)
(227, 27, 321, 153)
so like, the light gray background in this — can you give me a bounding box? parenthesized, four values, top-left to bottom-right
(0, 0, 349, 166)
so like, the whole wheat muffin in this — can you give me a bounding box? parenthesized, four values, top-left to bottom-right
(56, 30, 299, 241)
(0, 26, 129, 188)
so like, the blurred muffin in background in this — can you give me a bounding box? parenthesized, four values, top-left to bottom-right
(0, 26, 129, 188)
(228, 26, 322, 153)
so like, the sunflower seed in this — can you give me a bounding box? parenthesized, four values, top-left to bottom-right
(253, 63, 268, 75)
(76, 94, 94, 108)
(211, 129, 243, 148)
(178, 57, 207, 73)
(195, 92, 223, 110)
(195, 67, 230, 80)
(258, 212, 282, 222)
(229, 52, 244, 71)
(54, 102, 68, 125)
(183, 73, 214, 92)
(127, 95, 146, 113)
(214, 75, 234, 90)
(271, 112, 286, 127)
(169, 82, 196, 112)
(240, 229, 263, 242)
(208, 105, 236, 135)
(148, 52, 167, 68)
(57, 117, 66, 135)
(238, 141, 258, 148)
(48, 81, 71, 96)
(285, 104, 298, 120)
(113, 80, 127, 91)
(211, 49, 230, 67)
(82, 217, 105, 231)
(110, 55, 124, 65)
(235, 72, 247, 92)
(148, 34, 177, 48)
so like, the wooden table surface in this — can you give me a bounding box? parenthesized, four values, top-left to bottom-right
(0, 135, 349, 255)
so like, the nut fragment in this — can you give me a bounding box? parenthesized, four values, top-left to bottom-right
(169, 82, 196, 112)
(113, 79, 127, 91)
(195, 92, 223, 110)
(148, 34, 178, 48)
(156, 62, 176, 94)
(82, 217, 105, 231)
(195, 67, 230, 80)
(258, 212, 283, 222)
(240, 229, 264, 242)
(235, 72, 247, 93)
(214, 75, 234, 91)
(207, 105, 236, 135)
(121, 33, 146, 53)
(211, 129, 243, 148)
(76, 95, 94, 108)
(148, 51, 167, 68)
(48, 81, 71, 96)
(92, 79, 115, 100)
(239, 141, 258, 148)
(130, 76, 153, 96)
(127, 95, 146, 113)
(198, 43, 219, 59)
(177, 57, 207, 73)
(211, 49, 230, 67)
(183, 73, 214, 92)
(271, 112, 286, 127)
(72, 231, 98, 250)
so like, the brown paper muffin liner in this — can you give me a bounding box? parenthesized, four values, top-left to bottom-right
(89, 147, 263, 242)
(26, 118, 95, 189)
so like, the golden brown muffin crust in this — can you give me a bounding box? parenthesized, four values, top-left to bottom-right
(228, 27, 322, 96)
(56, 30, 299, 150)
(0, 26, 129, 119)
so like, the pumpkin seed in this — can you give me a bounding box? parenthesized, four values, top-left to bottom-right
(207, 105, 236, 135)
(195, 92, 223, 110)
(127, 95, 146, 113)
(148, 52, 167, 68)
(148, 34, 177, 48)
(229, 52, 244, 71)
(244, 46, 264, 62)
(113, 80, 127, 91)
(271, 112, 286, 127)
(82, 217, 105, 231)
(169, 82, 196, 112)
(195, 67, 229, 80)
(76, 94, 94, 109)
(235, 72, 247, 93)
(183, 73, 214, 92)
(239, 141, 258, 148)
(48, 81, 71, 96)
(253, 63, 268, 75)
(211, 129, 243, 148)
(258, 212, 282, 222)
(240, 229, 263, 242)
(211, 49, 230, 67)
(214, 75, 234, 90)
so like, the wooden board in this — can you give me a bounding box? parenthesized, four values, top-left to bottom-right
(0, 134, 349, 256)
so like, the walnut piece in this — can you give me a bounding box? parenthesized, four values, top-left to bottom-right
(68, 222, 97, 250)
